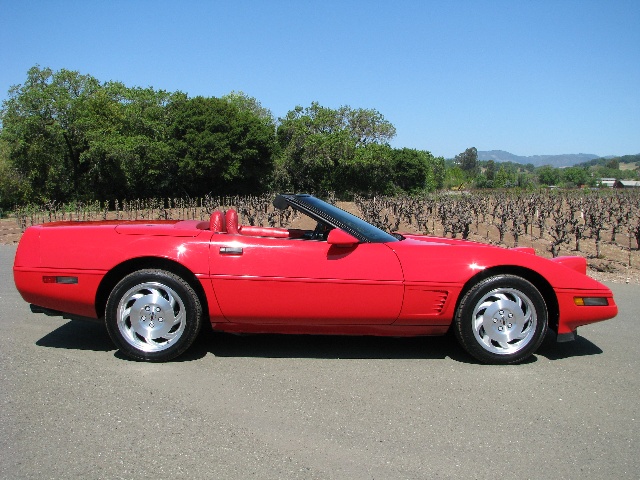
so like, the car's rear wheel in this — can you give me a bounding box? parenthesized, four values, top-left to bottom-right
(105, 269, 202, 362)
(454, 274, 548, 364)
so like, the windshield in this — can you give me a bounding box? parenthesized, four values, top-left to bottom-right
(276, 194, 398, 243)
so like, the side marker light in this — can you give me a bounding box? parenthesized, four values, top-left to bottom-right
(43, 276, 78, 284)
(574, 297, 609, 306)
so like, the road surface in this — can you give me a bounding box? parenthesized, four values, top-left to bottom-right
(0, 245, 638, 479)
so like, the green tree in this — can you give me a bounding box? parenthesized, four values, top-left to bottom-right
(0, 138, 27, 209)
(444, 165, 466, 190)
(276, 102, 396, 193)
(221, 91, 274, 123)
(391, 148, 427, 193)
(485, 159, 496, 181)
(536, 165, 561, 186)
(1, 66, 281, 202)
(494, 165, 517, 188)
(517, 172, 533, 189)
(561, 166, 589, 187)
(170, 96, 276, 196)
(75, 82, 186, 199)
(455, 147, 478, 177)
(391, 148, 444, 193)
(338, 143, 395, 194)
(431, 155, 446, 190)
(0, 66, 101, 201)
(606, 158, 620, 170)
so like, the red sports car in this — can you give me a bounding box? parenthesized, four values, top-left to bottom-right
(13, 194, 617, 364)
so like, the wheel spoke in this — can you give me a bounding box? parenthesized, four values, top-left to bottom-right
(478, 300, 494, 311)
(479, 330, 494, 348)
(172, 311, 184, 327)
(162, 329, 180, 343)
(168, 293, 178, 312)
(515, 320, 533, 338)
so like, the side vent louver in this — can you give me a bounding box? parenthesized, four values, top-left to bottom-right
(432, 292, 448, 314)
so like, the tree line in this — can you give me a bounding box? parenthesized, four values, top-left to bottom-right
(0, 66, 445, 209)
(2, 66, 637, 212)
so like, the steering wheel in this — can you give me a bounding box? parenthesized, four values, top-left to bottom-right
(311, 222, 330, 240)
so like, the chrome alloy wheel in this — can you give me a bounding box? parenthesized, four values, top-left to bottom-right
(116, 281, 186, 353)
(471, 287, 537, 355)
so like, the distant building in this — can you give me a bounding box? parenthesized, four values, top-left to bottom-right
(613, 180, 640, 188)
(598, 178, 616, 188)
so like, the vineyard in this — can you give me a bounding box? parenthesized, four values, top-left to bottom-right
(6, 189, 640, 283)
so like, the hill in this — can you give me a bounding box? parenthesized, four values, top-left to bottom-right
(575, 153, 640, 168)
(478, 150, 600, 168)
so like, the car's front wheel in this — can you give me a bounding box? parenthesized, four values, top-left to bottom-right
(454, 274, 548, 364)
(105, 269, 202, 362)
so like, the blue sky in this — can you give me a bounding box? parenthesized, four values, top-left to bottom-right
(1, 0, 638, 159)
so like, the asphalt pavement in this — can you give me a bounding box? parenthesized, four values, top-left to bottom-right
(0, 244, 638, 479)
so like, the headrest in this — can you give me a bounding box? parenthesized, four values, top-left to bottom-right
(225, 209, 239, 234)
(209, 211, 225, 232)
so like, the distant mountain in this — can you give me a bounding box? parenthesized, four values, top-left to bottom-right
(478, 150, 600, 168)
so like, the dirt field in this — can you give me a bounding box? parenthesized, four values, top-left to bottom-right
(3, 204, 639, 285)
(0, 217, 23, 245)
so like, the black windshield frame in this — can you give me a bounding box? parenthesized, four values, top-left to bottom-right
(274, 194, 398, 244)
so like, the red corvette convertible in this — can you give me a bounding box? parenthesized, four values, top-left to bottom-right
(14, 194, 617, 364)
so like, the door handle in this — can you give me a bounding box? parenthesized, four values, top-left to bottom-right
(219, 246, 243, 255)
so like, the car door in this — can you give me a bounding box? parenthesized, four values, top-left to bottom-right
(209, 233, 404, 324)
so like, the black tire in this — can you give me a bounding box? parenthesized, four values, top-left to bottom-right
(105, 269, 203, 362)
(454, 274, 548, 364)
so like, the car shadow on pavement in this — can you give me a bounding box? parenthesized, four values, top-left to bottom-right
(35, 322, 473, 363)
(182, 328, 474, 363)
(34, 321, 604, 364)
(186, 328, 604, 364)
(36, 320, 115, 352)
(536, 331, 603, 360)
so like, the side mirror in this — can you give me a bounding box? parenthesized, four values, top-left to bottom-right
(327, 229, 359, 247)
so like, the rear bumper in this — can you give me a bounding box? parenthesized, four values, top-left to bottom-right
(14, 267, 103, 319)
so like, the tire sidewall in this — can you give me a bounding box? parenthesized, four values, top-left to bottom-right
(105, 269, 202, 362)
(454, 274, 548, 364)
